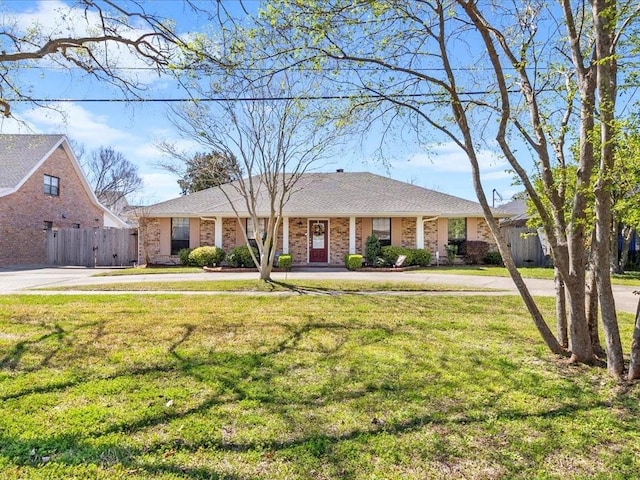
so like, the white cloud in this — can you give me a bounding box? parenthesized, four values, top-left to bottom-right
(402, 142, 508, 174)
(140, 172, 180, 203)
(0, 113, 39, 134)
(21, 103, 133, 147)
(8, 0, 175, 84)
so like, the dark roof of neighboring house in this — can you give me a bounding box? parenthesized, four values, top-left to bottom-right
(145, 171, 502, 218)
(0, 134, 65, 196)
(497, 198, 529, 225)
(0, 134, 127, 227)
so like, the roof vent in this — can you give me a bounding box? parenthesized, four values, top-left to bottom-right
(336, 168, 344, 173)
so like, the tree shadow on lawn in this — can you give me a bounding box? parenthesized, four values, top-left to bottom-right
(0, 323, 67, 371)
(268, 280, 345, 295)
(2, 312, 640, 478)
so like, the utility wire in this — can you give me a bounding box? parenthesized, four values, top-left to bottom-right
(3, 89, 528, 103)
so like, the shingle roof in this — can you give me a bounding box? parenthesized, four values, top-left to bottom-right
(497, 198, 529, 225)
(0, 134, 65, 195)
(146, 172, 496, 217)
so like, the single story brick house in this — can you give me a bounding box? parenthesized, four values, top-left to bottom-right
(0, 134, 127, 266)
(140, 171, 501, 266)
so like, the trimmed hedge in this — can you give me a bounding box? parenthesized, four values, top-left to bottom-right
(380, 246, 432, 267)
(277, 254, 293, 271)
(411, 249, 432, 267)
(227, 245, 259, 268)
(483, 250, 502, 265)
(189, 246, 226, 267)
(178, 248, 194, 266)
(344, 254, 363, 271)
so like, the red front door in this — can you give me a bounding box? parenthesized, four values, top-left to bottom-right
(309, 220, 328, 263)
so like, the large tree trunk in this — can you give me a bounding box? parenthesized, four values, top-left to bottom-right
(618, 225, 633, 274)
(586, 266, 605, 357)
(628, 295, 640, 380)
(592, 0, 624, 377)
(554, 267, 568, 348)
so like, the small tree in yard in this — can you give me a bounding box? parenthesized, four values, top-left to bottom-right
(365, 234, 381, 266)
(168, 73, 349, 281)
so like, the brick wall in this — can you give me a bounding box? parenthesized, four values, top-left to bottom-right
(401, 218, 417, 248)
(138, 217, 161, 264)
(200, 220, 215, 246)
(288, 217, 307, 264)
(0, 145, 104, 266)
(330, 217, 350, 264)
(424, 219, 439, 254)
(476, 218, 497, 248)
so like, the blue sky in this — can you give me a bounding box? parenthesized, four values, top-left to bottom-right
(0, 0, 519, 206)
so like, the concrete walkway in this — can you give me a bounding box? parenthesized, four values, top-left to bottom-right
(0, 265, 638, 314)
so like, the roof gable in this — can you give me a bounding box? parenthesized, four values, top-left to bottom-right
(0, 134, 65, 195)
(0, 134, 127, 227)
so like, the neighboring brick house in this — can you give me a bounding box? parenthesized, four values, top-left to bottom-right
(141, 171, 502, 266)
(0, 134, 127, 266)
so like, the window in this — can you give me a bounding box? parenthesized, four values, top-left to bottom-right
(171, 217, 190, 255)
(44, 175, 59, 196)
(448, 218, 467, 251)
(246, 218, 265, 248)
(372, 218, 391, 246)
(72, 223, 80, 229)
(43, 221, 53, 231)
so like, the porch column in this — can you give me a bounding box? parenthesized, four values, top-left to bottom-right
(416, 216, 424, 249)
(349, 216, 356, 254)
(215, 216, 223, 248)
(283, 217, 289, 254)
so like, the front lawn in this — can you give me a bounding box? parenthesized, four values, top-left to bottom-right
(45, 279, 496, 293)
(1, 294, 638, 479)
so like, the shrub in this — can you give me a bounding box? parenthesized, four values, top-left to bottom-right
(411, 249, 432, 267)
(344, 254, 363, 271)
(483, 250, 503, 265)
(380, 245, 412, 266)
(227, 245, 258, 268)
(277, 254, 293, 271)
(445, 244, 458, 264)
(178, 248, 194, 266)
(463, 241, 490, 265)
(189, 246, 226, 267)
(365, 234, 381, 266)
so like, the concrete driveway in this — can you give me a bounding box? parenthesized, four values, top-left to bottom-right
(0, 265, 638, 315)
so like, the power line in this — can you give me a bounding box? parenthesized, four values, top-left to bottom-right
(3, 90, 520, 103)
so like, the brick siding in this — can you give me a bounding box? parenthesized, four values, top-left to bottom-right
(0, 145, 104, 266)
(330, 218, 350, 264)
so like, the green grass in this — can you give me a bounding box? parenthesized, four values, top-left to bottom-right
(98, 265, 640, 286)
(46, 279, 497, 293)
(424, 265, 640, 285)
(1, 293, 639, 479)
(95, 266, 203, 276)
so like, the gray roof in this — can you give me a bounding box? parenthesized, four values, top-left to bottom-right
(146, 172, 496, 218)
(497, 198, 529, 225)
(0, 134, 65, 195)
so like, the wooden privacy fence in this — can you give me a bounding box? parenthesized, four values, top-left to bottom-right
(502, 226, 548, 267)
(46, 228, 138, 267)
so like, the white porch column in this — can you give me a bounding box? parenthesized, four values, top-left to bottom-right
(349, 216, 356, 254)
(215, 216, 223, 248)
(282, 217, 290, 254)
(416, 216, 424, 249)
